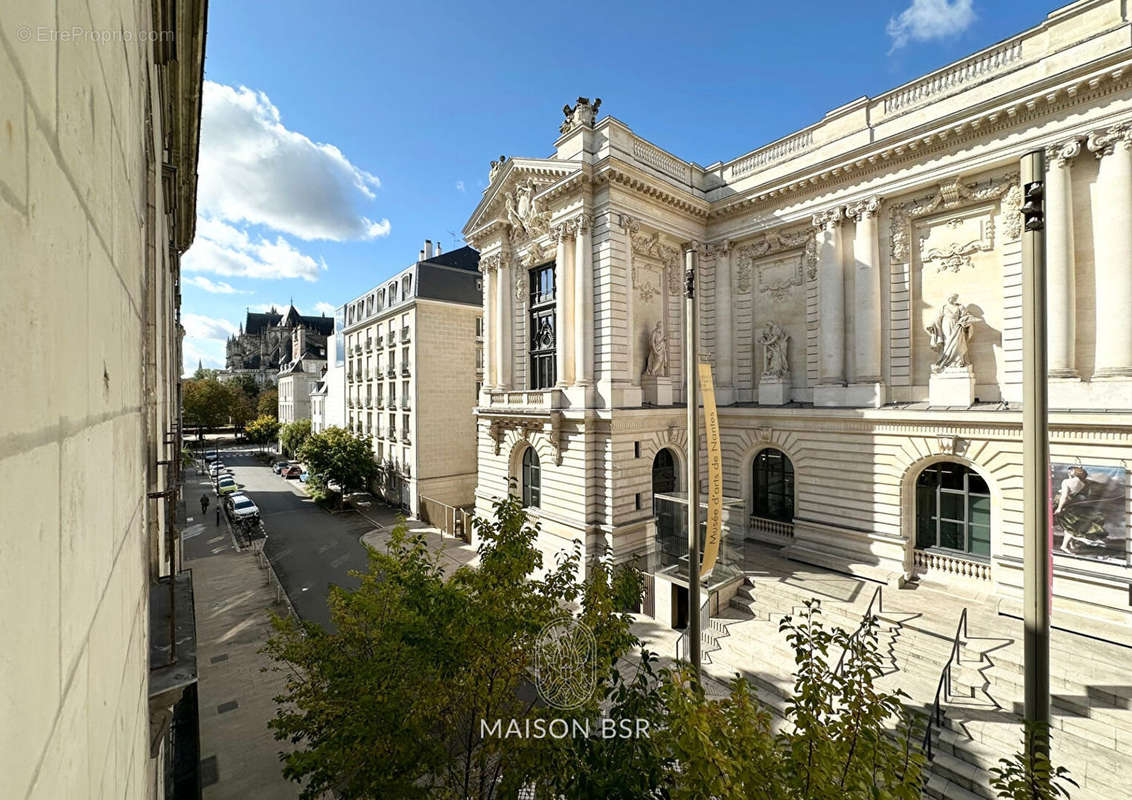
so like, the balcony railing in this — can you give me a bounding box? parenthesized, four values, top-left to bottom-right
(483, 389, 563, 410)
(376, 335, 384, 347)
(387, 399, 396, 409)
(387, 368, 396, 378)
(388, 428, 396, 439)
(401, 367, 410, 377)
(913, 548, 991, 581)
(400, 402, 410, 411)
(401, 328, 410, 343)
(401, 434, 411, 444)
(365, 399, 373, 408)
(748, 516, 794, 543)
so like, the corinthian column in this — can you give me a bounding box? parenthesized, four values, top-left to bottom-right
(814, 208, 846, 387)
(1088, 125, 1132, 378)
(847, 197, 882, 384)
(495, 257, 512, 390)
(554, 228, 571, 388)
(1045, 139, 1081, 378)
(573, 214, 593, 386)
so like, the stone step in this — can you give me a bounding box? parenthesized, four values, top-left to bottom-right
(940, 710, 1125, 797)
(923, 771, 990, 800)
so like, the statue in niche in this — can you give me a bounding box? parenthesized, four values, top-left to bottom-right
(926, 293, 979, 373)
(758, 321, 790, 379)
(643, 321, 668, 377)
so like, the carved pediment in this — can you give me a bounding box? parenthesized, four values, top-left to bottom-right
(735, 225, 817, 291)
(462, 158, 579, 243)
(890, 172, 1019, 262)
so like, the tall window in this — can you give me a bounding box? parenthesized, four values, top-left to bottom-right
(753, 449, 794, 522)
(652, 449, 677, 495)
(521, 447, 541, 508)
(915, 463, 991, 557)
(529, 263, 556, 389)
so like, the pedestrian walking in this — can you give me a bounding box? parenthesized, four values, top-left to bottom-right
(200, 494, 210, 515)
(215, 506, 221, 527)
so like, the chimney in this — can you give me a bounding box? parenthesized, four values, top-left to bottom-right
(435, 241, 443, 255)
(424, 239, 434, 259)
(419, 248, 425, 262)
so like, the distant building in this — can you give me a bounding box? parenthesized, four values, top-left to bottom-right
(311, 308, 346, 434)
(342, 240, 483, 512)
(277, 322, 328, 429)
(225, 305, 334, 386)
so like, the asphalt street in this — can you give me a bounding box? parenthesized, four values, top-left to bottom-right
(189, 447, 405, 630)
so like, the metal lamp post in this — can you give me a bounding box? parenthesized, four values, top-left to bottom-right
(1020, 149, 1051, 764)
(684, 247, 702, 675)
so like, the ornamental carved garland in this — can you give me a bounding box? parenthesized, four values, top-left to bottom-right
(734, 226, 817, 293)
(630, 228, 682, 294)
(890, 172, 1020, 263)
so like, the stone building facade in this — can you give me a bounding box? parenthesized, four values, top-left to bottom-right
(1, 0, 206, 797)
(277, 322, 328, 428)
(341, 242, 483, 513)
(464, 0, 1132, 638)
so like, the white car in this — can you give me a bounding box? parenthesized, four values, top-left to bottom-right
(208, 463, 227, 477)
(228, 494, 259, 521)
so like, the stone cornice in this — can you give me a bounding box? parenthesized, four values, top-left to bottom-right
(593, 161, 711, 220)
(707, 59, 1132, 222)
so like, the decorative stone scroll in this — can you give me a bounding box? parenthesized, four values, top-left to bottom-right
(630, 227, 681, 294)
(890, 172, 1020, 261)
(734, 226, 817, 292)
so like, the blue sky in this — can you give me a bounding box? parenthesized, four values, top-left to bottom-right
(181, 0, 1051, 375)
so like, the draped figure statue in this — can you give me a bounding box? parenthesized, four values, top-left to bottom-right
(926, 293, 978, 373)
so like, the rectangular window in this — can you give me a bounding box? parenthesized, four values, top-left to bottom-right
(635, 493, 642, 511)
(528, 263, 556, 389)
(634, 441, 641, 459)
(476, 316, 484, 337)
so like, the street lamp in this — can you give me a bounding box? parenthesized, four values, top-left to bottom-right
(1020, 149, 1051, 766)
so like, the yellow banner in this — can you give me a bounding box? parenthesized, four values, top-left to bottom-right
(698, 363, 723, 578)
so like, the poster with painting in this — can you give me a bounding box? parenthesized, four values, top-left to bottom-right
(1050, 463, 1128, 564)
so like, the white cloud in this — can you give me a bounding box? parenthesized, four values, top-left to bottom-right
(887, 0, 975, 51)
(182, 339, 225, 376)
(183, 218, 327, 282)
(313, 302, 337, 315)
(183, 313, 238, 340)
(456, 180, 466, 193)
(197, 81, 391, 241)
(185, 275, 251, 294)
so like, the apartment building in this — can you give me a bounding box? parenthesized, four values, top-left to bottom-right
(341, 242, 483, 512)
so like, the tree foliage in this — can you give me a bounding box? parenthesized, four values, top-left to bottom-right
(265, 497, 1062, 800)
(257, 387, 279, 419)
(182, 377, 234, 429)
(990, 722, 1077, 800)
(279, 418, 312, 457)
(245, 415, 281, 453)
(296, 426, 376, 493)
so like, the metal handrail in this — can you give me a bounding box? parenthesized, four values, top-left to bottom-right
(834, 584, 884, 675)
(922, 608, 968, 760)
(675, 595, 711, 663)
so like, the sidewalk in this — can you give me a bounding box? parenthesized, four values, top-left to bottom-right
(183, 480, 301, 799)
(360, 520, 480, 575)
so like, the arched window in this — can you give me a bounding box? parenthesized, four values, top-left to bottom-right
(915, 463, 990, 556)
(752, 449, 794, 522)
(652, 449, 677, 495)
(521, 447, 541, 508)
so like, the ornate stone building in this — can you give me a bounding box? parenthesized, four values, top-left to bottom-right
(224, 305, 334, 386)
(464, 0, 1132, 643)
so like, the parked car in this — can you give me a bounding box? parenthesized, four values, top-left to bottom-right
(227, 493, 259, 522)
(299, 471, 310, 483)
(281, 464, 303, 479)
(217, 476, 239, 495)
(272, 460, 290, 474)
(204, 452, 219, 464)
(208, 462, 226, 478)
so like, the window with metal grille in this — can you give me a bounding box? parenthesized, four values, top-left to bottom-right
(521, 447, 541, 508)
(528, 263, 556, 389)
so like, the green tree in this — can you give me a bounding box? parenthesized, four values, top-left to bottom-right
(182, 377, 233, 429)
(279, 418, 312, 457)
(229, 391, 256, 431)
(229, 373, 260, 401)
(245, 415, 282, 454)
(990, 722, 1077, 800)
(257, 387, 279, 419)
(265, 496, 605, 799)
(296, 426, 377, 496)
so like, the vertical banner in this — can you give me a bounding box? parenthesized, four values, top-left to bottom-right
(698, 363, 723, 578)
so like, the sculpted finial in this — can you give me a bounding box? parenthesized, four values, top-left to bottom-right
(560, 97, 602, 134)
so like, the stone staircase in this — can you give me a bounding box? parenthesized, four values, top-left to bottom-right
(694, 563, 1132, 800)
